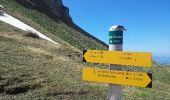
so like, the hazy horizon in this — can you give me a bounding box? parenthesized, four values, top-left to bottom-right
(154, 56, 170, 64)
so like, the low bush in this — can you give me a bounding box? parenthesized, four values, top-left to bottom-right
(24, 31, 40, 39)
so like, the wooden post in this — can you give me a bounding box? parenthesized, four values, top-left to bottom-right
(108, 25, 126, 100)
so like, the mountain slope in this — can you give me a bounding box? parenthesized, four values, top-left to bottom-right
(13, 0, 108, 47)
(0, 0, 108, 50)
(0, 0, 109, 99)
(0, 0, 170, 100)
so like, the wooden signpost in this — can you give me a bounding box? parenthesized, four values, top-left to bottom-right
(82, 25, 152, 100)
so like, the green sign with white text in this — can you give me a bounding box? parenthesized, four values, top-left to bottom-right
(109, 31, 123, 44)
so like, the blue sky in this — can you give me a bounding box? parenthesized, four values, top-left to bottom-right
(63, 0, 170, 57)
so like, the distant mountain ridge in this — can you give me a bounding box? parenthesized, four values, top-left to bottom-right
(14, 0, 73, 24)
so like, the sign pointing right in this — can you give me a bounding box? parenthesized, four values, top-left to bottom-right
(83, 67, 152, 88)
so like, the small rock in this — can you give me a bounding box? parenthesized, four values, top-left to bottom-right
(0, 10, 4, 16)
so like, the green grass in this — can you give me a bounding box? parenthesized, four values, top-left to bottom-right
(0, 22, 108, 99)
(0, 0, 170, 99)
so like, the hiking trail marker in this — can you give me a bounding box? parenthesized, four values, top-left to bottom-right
(83, 67, 152, 88)
(83, 50, 152, 67)
(82, 25, 152, 100)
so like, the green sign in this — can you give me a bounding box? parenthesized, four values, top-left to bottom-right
(109, 31, 123, 44)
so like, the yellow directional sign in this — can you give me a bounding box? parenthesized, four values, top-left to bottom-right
(83, 50, 152, 67)
(83, 67, 152, 88)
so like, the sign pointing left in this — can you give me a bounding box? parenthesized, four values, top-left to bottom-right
(83, 50, 152, 67)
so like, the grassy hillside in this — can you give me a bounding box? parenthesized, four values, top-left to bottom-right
(0, 0, 170, 100)
(0, 22, 108, 99)
(0, 0, 108, 50)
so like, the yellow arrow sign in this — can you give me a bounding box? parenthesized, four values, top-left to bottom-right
(83, 50, 152, 67)
(83, 67, 152, 88)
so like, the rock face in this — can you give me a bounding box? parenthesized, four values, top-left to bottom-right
(14, 0, 73, 25)
(43, 0, 73, 24)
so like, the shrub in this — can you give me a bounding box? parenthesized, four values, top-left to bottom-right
(24, 30, 40, 39)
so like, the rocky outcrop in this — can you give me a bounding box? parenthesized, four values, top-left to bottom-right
(14, 0, 73, 25)
(42, 0, 73, 24)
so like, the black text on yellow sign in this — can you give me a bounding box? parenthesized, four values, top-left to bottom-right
(83, 67, 152, 88)
(83, 50, 152, 67)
